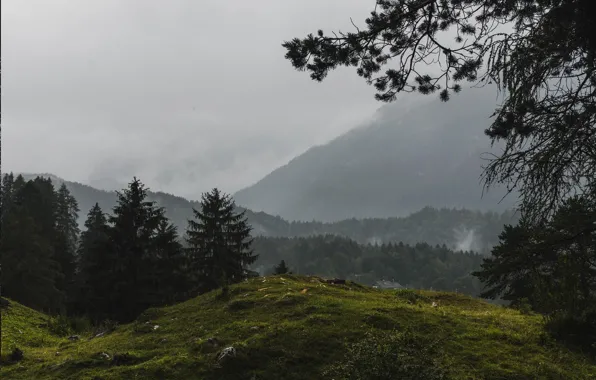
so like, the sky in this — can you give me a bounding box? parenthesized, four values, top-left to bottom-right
(1, 0, 386, 199)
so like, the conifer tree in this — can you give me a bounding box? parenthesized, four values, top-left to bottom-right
(0, 178, 62, 311)
(106, 178, 168, 321)
(53, 183, 80, 308)
(186, 188, 257, 294)
(75, 203, 111, 320)
(274, 259, 290, 275)
(151, 219, 188, 305)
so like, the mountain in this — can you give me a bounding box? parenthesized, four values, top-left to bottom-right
(16, 174, 515, 251)
(2, 276, 594, 379)
(17, 173, 280, 237)
(234, 85, 517, 222)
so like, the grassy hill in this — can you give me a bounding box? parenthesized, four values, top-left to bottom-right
(1, 276, 594, 379)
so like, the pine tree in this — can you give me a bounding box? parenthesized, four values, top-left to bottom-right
(151, 219, 188, 305)
(274, 260, 290, 275)
(0, 178, 63, 312)
(53, 183, 80, 308)
(75, 203, 111, 320)
(106, 178, 167, 321)
(186, 188, 257, 294)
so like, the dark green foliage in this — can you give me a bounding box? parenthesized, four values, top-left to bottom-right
(21, 175, 516, 253)
(72, 178, 190, 322)
(151, 219, 188, 305)
(323, 330, 447, 380)
(74, 203, 111, 321)
(253, 235, 484, 297)
(99, 178, 188, 322)
(53, 183, 80, 308)
(474, 197, 596, 350)
(0, 175, 64, 312)
(282, 0, 596, 226)
(273, 260, 290, 275)
(186, 188, 257, 294)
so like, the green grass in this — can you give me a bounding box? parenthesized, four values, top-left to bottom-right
(1, 275, 595, 379)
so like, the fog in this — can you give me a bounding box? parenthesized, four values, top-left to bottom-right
(2, 0, 386, 198)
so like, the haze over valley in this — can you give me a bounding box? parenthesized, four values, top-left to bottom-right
(3, 1, 595, 378)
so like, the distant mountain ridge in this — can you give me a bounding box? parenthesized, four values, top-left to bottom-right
(234, 85, 517, 222)
(16, 173, 517, 252)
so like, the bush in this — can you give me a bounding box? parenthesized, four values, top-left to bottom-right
(323, 330, 448, 380)
(395, 289, 430, 305)
(48, 315, 72, 336)
(70, 315, 93, 333)
(95, 319, 119, 335)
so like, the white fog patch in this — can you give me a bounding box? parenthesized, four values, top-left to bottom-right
(453, 227, 480, 252)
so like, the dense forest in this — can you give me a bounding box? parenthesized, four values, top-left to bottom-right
(0, 174, 256, 322)
(19, 174, 517, 253)
(252, 235, 484, 295)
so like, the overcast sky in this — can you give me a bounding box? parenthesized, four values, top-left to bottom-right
(2, 0, 388, 199)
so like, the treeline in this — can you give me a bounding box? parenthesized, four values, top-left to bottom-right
(0, 174, 257, 323)
(18, 174, 516, 252)
(252, 235, 484, 296)
(474, 196, 596, 350)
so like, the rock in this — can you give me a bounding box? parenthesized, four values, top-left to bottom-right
(217, 346, 237, 363)
(98, 352, 111, 360)
(68, 335, 80, 341)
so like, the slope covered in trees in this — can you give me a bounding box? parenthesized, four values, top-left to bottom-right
(0, 175, 257, 323)
(234, 85, 516, 222)
(252, 235, 485, 295)
(17, 174, 516, 252)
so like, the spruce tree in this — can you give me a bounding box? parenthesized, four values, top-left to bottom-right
(106, 178, 167, 321)
(53, 183, 80, 308)
(75, 203, 111, 320)
(186, 188, 257, 294)
(274, 260, 290, 275)
(151, 219, 188, 305)
(0, 178, 63, 312)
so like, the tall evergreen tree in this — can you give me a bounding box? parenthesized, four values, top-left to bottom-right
(0, 178, 63, 312)
(186, 188, 257, 294)
(106, 178, 167, 321)
(150, 219, 188, 305)
(474, 196, 596, 317)
(53, 183, 80, 308)
(274, 259, 290, 275)
(74, 203, 111, 320)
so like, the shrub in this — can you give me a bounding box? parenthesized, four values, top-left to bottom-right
(48, 315, 72, 336)
(395, 289, 430, 305)
(323, 330, 448, 380)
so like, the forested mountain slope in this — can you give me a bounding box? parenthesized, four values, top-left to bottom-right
(234, 85, 517, 222)
(19, 174, 516, 252)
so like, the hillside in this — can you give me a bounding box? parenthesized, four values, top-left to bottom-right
(1, 276, 594, 379)
(16, 174, 516, 251)
(234, 85, 518, 222)
(17, 173, 281, 237)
